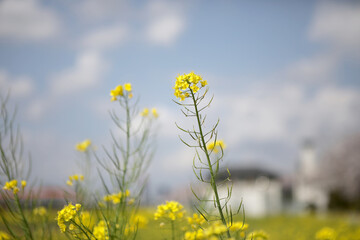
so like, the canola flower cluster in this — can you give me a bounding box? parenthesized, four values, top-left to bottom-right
(188, 213, 206, 230)
(154, 201, 185, 221)
(173, 72, 207, 101)
(66, 174, 84, 186)
(124, 215, 149, 236)
(110, 83, 132, 102)
(3, 179, 26, 194)
(56, 203, 81, 233)
(103, 190, 132, 204)
(141, 107, 159, 118)
(0, 231, 10, 240)
(184, 221, 250, 240)
(315, 227, 337, 240)
(206, 140, 226, 154)
(33, 206, 47, 217)
(92, 220, 109, 240)
(76, 139, 91, 152)
(246, 231, 269, 240)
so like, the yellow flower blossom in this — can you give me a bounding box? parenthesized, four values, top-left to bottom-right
(56, 203, 81, 233)
(33, 206, 47, 216)
(67, 174, 84, 186)
(141, 108, 149, 117)
(188, 213, 206, 229)
(154, 201, 185, 221)
(207, 140, 226, 154)
(3, 179, 21, 194)
(173, 72, 207, 101)
(21, 180, 27, 189)
(110, 85, 124, 102)
(76, 139, 91, 152)
(93, 220, 109, 240)
(315, 227, 337, 240)
(0, 231, 10, 240)
(124, 83, 132, 92)
(246, 230, 269, 240)
(102, 190, 130, 204)
(152, 108, 159, 118)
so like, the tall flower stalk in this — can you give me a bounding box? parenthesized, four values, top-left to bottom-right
(173, 72, 241, 239)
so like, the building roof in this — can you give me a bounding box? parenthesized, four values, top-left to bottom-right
(216, 167, 279, 181)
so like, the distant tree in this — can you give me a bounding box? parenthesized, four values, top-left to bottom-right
(322, 133, 360, 208)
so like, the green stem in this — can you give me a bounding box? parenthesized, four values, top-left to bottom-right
(190, 89, 231, 238)
(171, 220, 175, 240)
(15, 194, 34, 240)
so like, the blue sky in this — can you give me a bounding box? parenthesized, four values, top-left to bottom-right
(0, 0, 359, 195)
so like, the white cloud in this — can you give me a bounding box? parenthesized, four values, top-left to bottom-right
(74, 0, 129, 21)
(81, 25, 128, 51)
(0, 70, 34, 97)
(145, 1, 185, 45)
(284, 54, 337, 83)
(216, 84, 360, 148)
(0, 0, 61, 40)
(50, 51, 107, 96)
(309, 1, 360, 54)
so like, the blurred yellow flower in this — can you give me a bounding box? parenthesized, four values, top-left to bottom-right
(93, 220, 109, 240)
(152, 108, 159, 118)
(207, 140, 226, 154)
(246, 230, 269, 240)
(188, 213, 206, 229)
(56, 203, 81, 233)
(0, 231, 10, 240)
(33, 206, 47, 217)
(110, 85, 124, 101)
(76, 139, 91, 152)
(124, 83, 132, 92)
(21, 180, 27, 189)
(141, 108, 149, 117)
(154, 201, 185, 221)
(315, 227, 337, 240)
(3, 179, 20, 194)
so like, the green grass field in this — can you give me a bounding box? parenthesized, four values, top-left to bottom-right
(0, 207, 359, 239)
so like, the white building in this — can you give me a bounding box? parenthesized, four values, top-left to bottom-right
(217, 168, 283, 217)
(294, 140, 328, 212)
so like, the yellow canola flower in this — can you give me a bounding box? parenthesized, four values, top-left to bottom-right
(3, 179, 22, 194)
(56, 203, 81, 233)
(33, 206, 47, 216)
(21, 180, 27, 189)
(124, 83, 132, 92)
(103, 190, 130, 204)
(154, 201, 185, 221)
(67, 174, 84, 186)
(0, 231, 11, 240)
(227, 222, 248, 232)
(110, 85, 124, 102)
(315, 227, 337, 240)
(185, 221, 229, 240)
(152, 108, 159, 118)
(3, 180, 17, 190)
(76, 139, 91, 152)
(207, 140, 226, 154)
(141, 108, 149, 117)
(188, 213, 206, 229)
(246, 230, 269, 240)
(173, 72, 207, 101)
(93, 220, 109, 240)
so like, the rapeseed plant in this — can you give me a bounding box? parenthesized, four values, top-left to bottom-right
(173, 72, 240, 238)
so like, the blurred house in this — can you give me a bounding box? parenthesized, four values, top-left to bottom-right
(293, 140, 329, 212)
(217, 168, 283, 217)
